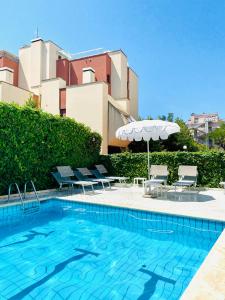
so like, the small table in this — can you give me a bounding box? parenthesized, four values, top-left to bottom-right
(144, 179, 165, 197)
(219, 182, 225, 190)
(133, 177, 146, 187)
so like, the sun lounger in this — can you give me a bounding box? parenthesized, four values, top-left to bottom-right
(51, 172, 76, 190)
(91, 169, 115, 184)
(76, 168, 113, 189)
(144, 165, 168, 196)
(55, 166, 98, 194)
(95, 164, 129, 183)
(173, 165, 198, 191)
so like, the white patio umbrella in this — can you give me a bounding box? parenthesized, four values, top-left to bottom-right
(116, 120, 180, 179)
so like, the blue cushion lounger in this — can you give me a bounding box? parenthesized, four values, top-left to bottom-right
(95, 164, 129, 183)
(55, 166, 98, 194)
(76, 168, 113, 190)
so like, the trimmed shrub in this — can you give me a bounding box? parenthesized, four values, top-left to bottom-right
(100, 151, 225, 187)
(0, 102, 101, 194)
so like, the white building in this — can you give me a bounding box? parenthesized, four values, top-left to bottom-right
(187, 113, 221, 146)
(0, 38, 139, 154)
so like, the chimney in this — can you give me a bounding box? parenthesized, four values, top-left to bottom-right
(0, 67, 14, 84)
(82, 67, 95, 84)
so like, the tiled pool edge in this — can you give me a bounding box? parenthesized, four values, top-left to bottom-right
(59, 195, 225, 222)
(181, 229, 225, 300)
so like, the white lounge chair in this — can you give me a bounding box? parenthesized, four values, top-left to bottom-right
(95, 164, 129, 184)
(56, 166, 98, 194)
(76, 168, 113, 189)
(144, 165, 168, 196)
(173, 165, 198, 191)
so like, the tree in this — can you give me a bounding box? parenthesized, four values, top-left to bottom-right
(157, 113, 174, 122)
(167, 113, 174, 122)
(162, 118, 203, 151)
(25, 96, 37, 109)
(208, 122, 225, 149)
(138, 115, 153, 120)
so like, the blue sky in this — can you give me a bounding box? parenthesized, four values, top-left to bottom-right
(1, 0, 225, 120)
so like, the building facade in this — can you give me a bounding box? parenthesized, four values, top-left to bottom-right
(0, 38, 138, 154)
(187, 113, 221, 146)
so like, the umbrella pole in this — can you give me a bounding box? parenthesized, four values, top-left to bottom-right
(147, 140, 150, 179)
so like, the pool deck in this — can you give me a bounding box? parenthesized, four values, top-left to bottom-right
(60, 186, 225, 222)
(181, 230, 225, 300)
(60, 186, 225, 300)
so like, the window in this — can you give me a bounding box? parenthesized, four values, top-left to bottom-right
(194, 118, 199, 124)
(107, 74, 111, 84)
(58, 55, 62, 60)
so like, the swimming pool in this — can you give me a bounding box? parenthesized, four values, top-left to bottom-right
(0, 199, 224, 300)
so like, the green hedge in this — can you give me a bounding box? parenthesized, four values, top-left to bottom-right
(0, 102, 101, 194)
(100, 151, 225, 187)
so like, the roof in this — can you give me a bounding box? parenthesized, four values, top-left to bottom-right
(68, 49, 127, 62)
(69, 51, 111, 62)
(0, 50, 18, 62)
(190, 113, 219, 117)
(20, 38, 63, 51)
(108, 49, 127, 58)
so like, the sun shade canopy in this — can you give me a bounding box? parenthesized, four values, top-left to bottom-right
(116, 120, 180, 142)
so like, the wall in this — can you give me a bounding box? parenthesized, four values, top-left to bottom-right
(66, 82, 108, 154)
(41, 78, 66, 115)
(0, 68, 14, 84)
(30, 39, 43, 88)
(0, 81, 31, 105)
(115, 98, 130, 114)
(18, 46, 31, 90)
(188, 114, 219, 125)
(56, 53, 111, 93)
(109, 51, 128, 100)
(45, 41, 61, 80)
(0, 56, 18, 86)
(19, 39, 62, 92)
(56, 59, 69, 84)
(108, 101, 130, 147)
(128, 68, 138, 119)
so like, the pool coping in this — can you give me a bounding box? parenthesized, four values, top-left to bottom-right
(58, 194, 225, 223)
(181, 229, 225, 300)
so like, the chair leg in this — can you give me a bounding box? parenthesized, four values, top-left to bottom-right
(91, 184, 94, 193)
(71, 184, 74, 195)
(144, 184, 147, 195)
(82, 185, 85, 194)
(67, 184, 70, 195)
(101, 181, 105, 190)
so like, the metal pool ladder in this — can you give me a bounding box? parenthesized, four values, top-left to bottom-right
(8, 181, 40, 214)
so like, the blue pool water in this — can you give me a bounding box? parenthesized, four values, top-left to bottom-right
(0, 199, 224, 300)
